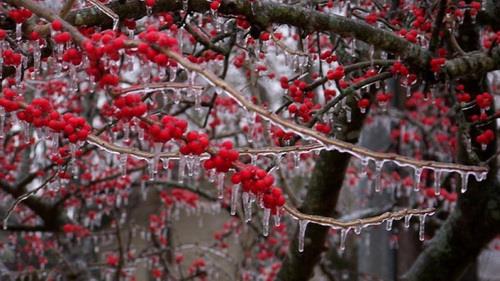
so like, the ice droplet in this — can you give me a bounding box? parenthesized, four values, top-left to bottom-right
(273, 208, 281, 226)
(262, 208, 271, 237)
(242, 192, 252, 222)
(386, 219, 393, 231)
(298, 220, 309, 252)
(461, 172, 468, 193)
(178, 156, 186, 184)
(354, 223, 362, 235)
(293, 151, 300, 169)
(120, 153, 128, 176)
(216, 173, 225, 200)
(404, 214, 412, 228)
(230, 184, 240, 215)
(339, 228, 349, 254)
(434, 170, 442, 196)
(419, 215, 426, 241)
(360, 157, 369, 178)
(374, 160, 384, 192)
(414, 168, 422, 191)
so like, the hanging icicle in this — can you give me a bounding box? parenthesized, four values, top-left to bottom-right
(418, 215, 426, 241)
(230, 184, 240, 215)
(298, 220, 309, 252)
(262, 208, 271, 236)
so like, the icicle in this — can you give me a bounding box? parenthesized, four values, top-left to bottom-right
(15, 63, 23, 84)
(141, 181, 147, 200)
(193, 156, 201, 177)
(173, 89, 181, 104)
(216, 173, 225, 200)
(386, 219, 393, 231)
(434, 170, 442, 195)
(404, 214, 412, 228)
(354, 223, 362, 235)
(460, 172, 469, 193)
(339, 228, 348, 253)
(33, 41, 41, 75)
(369, 45, 375, 66)
(207, 168, 217, 182)
(120, 153, 128, 176)
(123, 123, 130, 142)
(194, 89, 202, 114)
(137, 125, 145, 141)
(273, 208, 281, 226)
(418, 215, 426, 241)
(251, 154, 257, 166)
(16, 23, 22, 42)
(298, 220, 309, 252)
(374, 161, 384, 192)
(242, 192, 252, 222)
(185, 155, 195, 177)
(414, 168, 422, 191)
(274, 153, 283, 170)
(162, 158, 169, 172)
(293, 152, 300, 169)
(262, 208, 271, 236)
(148, 159, 155, 180)
(360, 157, 369, 178)
(178, 156, 186, 184)
(230, 184, 240, 215)
(0, 108, 5, 140)
(345, 106, 352, 123)
(146, 6, 153, 17)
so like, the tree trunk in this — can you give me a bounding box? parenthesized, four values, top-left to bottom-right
(404, 6, 500, 280)
(276, 91, 369, 281)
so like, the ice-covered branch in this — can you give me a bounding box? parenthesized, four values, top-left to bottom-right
(149, 43, 488, 177)
(283, 203, 434, 229)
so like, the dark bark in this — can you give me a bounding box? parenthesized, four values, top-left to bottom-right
(404, 7, 500, 281)
(276, 91, 369, 281)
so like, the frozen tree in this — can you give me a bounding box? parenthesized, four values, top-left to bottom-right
(0, 0, 498, 280)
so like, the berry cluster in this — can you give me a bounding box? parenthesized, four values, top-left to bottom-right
(430, 58, 446, 73)
(315, 122, 331, 134)
(180, 131, 210, 155)
(62, 48, 83, 65)
(231, 166, 285, 213)
(62, 224, 89, 237)
(137, 27, 179, 63)
(81, 30, 127, 84)
(476, 92, 492, 111)
(476, 129, 494, 150)
(58, 113, 92, 143)
(319, 49, 337, 63)
(53, 32, 71, 44)
(376, 92, 391, 106)
(0, 88, 21, 112)
(326, 66, 345, 80)
(8, 8, 32, 23)
(286, 80, 313, 103)
(455, 84, 471, 105)
(210, 0, 222, 10)
(365, 12, 378, 25)
(357, 98, 370, 113)
(147, 115, 187, 143)
(113, 94, 147, 120)
(2, 49, 22, 66)
(288, 99, 319, 122)
(203, 141, 239, 173)
(390, 61, 409, 76)
(17, 98, 54, 128)
(263, 187, 286, 214)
